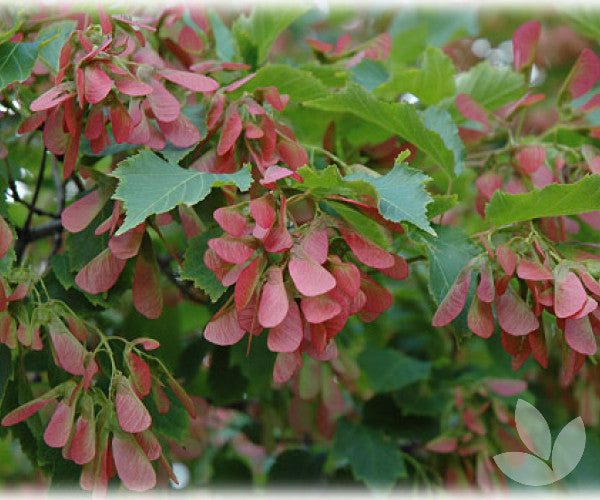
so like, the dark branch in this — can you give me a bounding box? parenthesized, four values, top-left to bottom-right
(26, 220, 64, 241)
(51, 155, 65, 257)
(15, 147, 49, 264)
(156, 255, 209, 305)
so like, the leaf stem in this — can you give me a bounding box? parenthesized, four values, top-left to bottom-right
(150, 222, 183, 267)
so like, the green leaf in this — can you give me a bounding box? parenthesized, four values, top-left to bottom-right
(485, 174, 600, 226)
(50, 253, 75, 290)
(66, 204, 111, 271)
(375, 46, 456, 105)
(324, 200, 391, 251)
(0, 12, 24, 44)
(207, 347, 248, 406)
(565, 9, 600, 40)
(268, 449, 325, 483)
(456, 61, 526, 111)
(423, 106, 464, 176)
(294, 165, 378, 200)
(0, 20, 76, 90)
(389, 9, 479, 48)
(211, 450, 253, 484)
(37, 21, 76, 73)
(389, 25, 428, 66)
(358, 346, 431, 393)
(111, 151, 252, 235)
(411, 225, 479, 303)
(208, 10, 236, 62)
(0, 41, 39, 91)
(181, 230, 227, 302)
(347, 163, 435, 235)
(231, 64, 329, 102)
(299, 63, 349, 88)
(144, 385, 189, 443)
(159, 146, 195, 164)
(305, 82, 460, 177)
(230, 332, 275, 397)
(234, 7, 308, 66)
(351, 60, 389, 92)
(0, 248, 15, 277)
(332, 419, 406, 490)
(0, 345, 12, 410)
(426, 194, 458, 219)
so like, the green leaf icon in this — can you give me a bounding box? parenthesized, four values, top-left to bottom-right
(493, 399, 586, 486)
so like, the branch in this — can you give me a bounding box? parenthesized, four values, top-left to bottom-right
(23, 147, 48, 231)
(50, 155, 65, 257)
(15, 147, 48, 264)
(4, 159, 57, 218)
(187, 117, 224, 165)
(156, 255, 209, 305)
(26, 220, 64, 241)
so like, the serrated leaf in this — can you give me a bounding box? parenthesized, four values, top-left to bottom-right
(0, 248, 15, 277)
(0, 20, 76, 91)
(51, 253, 75, 290)
(389, 25, 428, 66)
(422, 106, 464, 176)
(298, 63, 349, 88)
(375, 46, 456, 104)
(66, 204, 112, 270)
(325, 200, 391, 251)
(112, 151, 252, 235)
(565, 9, 600, 40)
(426, 194, 458, 219)
(294, 165, 378, 200)
(159, 147, 195, 164)
(347, 163, 435, 234)
(411, 225, 479, 303)
(0, 41, 39, 91)
(143, 385, 189, 443)
(358, 346, 431, 392)
(181, 230, 227, 302)
(305, 82, 459, 177)
(485, 175, 600, 226)
(333, 419, 406, 490)
(235, 7, 308, 66)
(37, 21, 76, 73)
(232, 64, 329, 102)
(208, 10, 236, 62)
(455, 61, 526, 111)
(351, 60, 389, 92)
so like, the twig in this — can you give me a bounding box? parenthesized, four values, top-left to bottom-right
(150, 222, 183, 267)
(23, 147, 48, 231)
(69, 171, 86, 193)
(156, 255, 208, 304)
(15, 147, 48, 264)
(304, 144, 349, 169)
(51, 155, 65, 257)
(187, 117, 224, 165)
(25, 220, 64, 241)
(4, 159, 57, 218)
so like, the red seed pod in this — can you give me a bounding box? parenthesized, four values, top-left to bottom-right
(126, 351, 152, 397)
(115, 375, 152, 433)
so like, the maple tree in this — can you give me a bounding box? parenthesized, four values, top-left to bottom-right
(1, 4, 600, 493)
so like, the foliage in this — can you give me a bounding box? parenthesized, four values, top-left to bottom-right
(1, 4, 600, 494)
